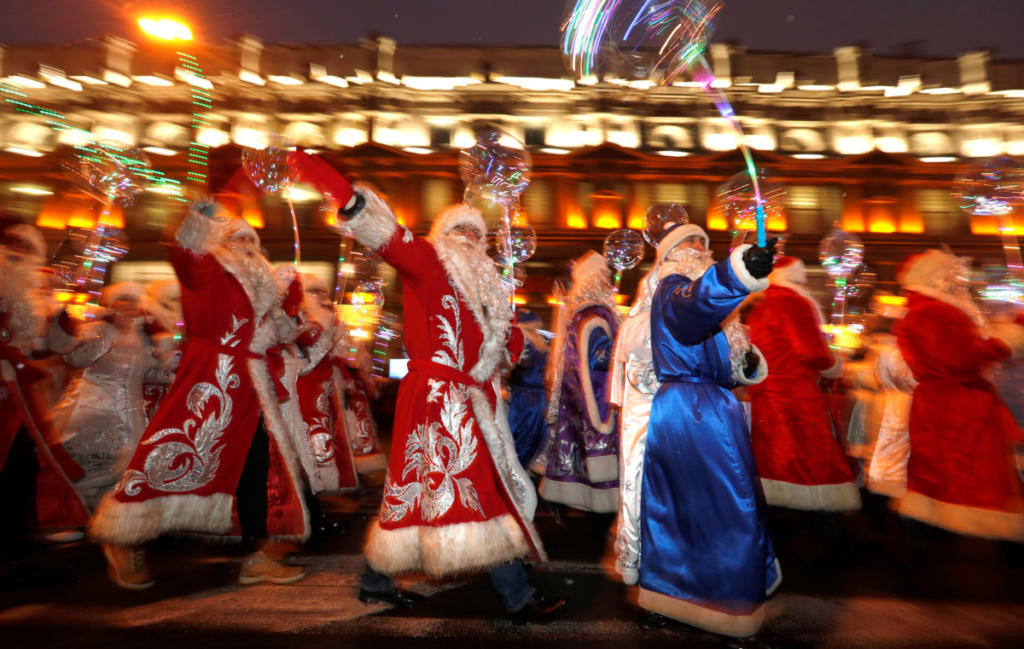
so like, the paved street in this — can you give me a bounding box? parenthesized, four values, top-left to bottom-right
(2, 488, 1023, 649)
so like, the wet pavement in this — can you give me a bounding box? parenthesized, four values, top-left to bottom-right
(2, 488, 1023, 649)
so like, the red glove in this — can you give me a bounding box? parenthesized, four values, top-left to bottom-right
(287, 151, 355, 208)
(282, 277, 303, 318)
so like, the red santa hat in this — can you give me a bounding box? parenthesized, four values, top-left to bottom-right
(656, 223, 710, 263)
(769, 256, 807, 286)
(428, 204, 486, 242)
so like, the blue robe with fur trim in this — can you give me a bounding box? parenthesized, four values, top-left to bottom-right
(639, 256, 780, 636)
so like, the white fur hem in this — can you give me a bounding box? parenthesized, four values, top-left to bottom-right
(88, 493, 233, 545)
(638, 588, 767, 638)
(735, 344, 769, 386)
(344, 187, 398, 251)
(820, 354, 844, 380)
(730, 245, 770, 293)
(539, 477, 619, 513)
(760, 479, 862, 512)
(175, 205, 224, 255)
(364, 515, 530, 578)
(586, 454, 619, 483)
(895, 491, 1024, 541)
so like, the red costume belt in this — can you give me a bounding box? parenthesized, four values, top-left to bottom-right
(408, 360, 482, 389)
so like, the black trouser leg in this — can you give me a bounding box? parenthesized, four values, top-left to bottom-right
(236, 418, 269, 552)
(0, 428, 40, 560)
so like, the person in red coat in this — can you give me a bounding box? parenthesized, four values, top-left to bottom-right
(89, 204, 311, 589)
(747, 257, 860, 512)
(281, 273, 359, 494)
(1, 221, 90, 561)
(288, 151, 565, 623)
(894, 249, 1024, 541)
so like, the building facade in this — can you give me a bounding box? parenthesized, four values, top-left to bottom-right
(2, 36, 1024, 310)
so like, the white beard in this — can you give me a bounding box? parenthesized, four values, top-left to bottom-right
(0, 249, 46, 354)
(431, 235, 513, 383)
(214, 244, 282, 319)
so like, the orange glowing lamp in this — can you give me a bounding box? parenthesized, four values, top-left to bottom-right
(138, 17, 193, 42)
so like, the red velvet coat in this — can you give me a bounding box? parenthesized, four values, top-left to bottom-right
(346, 197, 540, 578)
(747, 285, 860, 511)
(89, 211, 309, 545)
(286, 339, 359, 492)
(894, 291, 1024, 540)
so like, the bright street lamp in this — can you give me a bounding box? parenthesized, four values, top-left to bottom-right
(137, 17, 193, 42)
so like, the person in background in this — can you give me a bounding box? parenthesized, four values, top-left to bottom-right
(534, 251, 621, 514)
(894, 249, 1024, 542)
(506, 310, 549, 469)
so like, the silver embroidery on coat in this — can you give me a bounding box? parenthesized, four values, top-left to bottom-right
(381, 382, 483, 522)
(306, 380, 335, 466)
(118, 317, 247, 495)
(430, 290, 464, 370)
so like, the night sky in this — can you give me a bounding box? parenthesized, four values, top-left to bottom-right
(3, 0, 1024, 58)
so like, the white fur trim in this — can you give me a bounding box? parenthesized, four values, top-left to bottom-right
(991, 322, 1024, 360)
(44, 314, 78, 354)
(343, 187, 398, 251)
(729, 244, 770, 293)
(175, 204, 226, 255)
(430, 238, 513, 385)
(638, 587, 767, 638)
(364, 514, 530, 577)
(760, 479, 862, 512)
(577, 316, 617, 436)
(89, 493, 233, 545)
(427, 204, 486, 241)
(656, 224, 710, 263)
(895, 492, 1024, 541)
(538, 477, 619, 513)
(468, 385, 543, 537)
(820, 354, 844, 380)
(247, 356, 311, 542)
(586, 454, 619, 484)
(735, 344, 768, 386)
(571, 250, 609, 286)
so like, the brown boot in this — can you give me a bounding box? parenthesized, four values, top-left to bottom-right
(103, 543, 154, 590)
(239, 551, 306, 585)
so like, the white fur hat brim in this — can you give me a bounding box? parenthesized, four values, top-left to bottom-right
(572, 250, 610, 285)
(656, 224, 710, 262)
(428, 204, 486, 242)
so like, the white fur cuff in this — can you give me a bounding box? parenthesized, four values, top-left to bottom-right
(729, 245, 770, 293)
(820, 354, 844, 380)
(176, 204, 225, 255)
(735, 344, 768, 386)
(342, 187, 398, 251)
